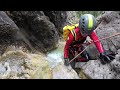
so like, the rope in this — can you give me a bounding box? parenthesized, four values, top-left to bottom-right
(93, 33, 120, 43)
(69, 33, 120, 63)
(69, 46, 89, 63)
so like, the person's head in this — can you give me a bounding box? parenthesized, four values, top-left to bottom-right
(79, 14, 97, 37)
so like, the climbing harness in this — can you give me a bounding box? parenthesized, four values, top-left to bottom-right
(69, 33, 120, 63)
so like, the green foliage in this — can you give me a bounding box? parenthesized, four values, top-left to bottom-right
(76, 11, 102, 18)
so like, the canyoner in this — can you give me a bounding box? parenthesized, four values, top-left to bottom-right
(63, 14, 116, 70)
(69, 32, 120, 64)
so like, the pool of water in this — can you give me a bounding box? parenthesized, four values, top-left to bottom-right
(47, 41, 65, 68)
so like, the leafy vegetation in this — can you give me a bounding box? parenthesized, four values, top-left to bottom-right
(76, 11, 103, 18)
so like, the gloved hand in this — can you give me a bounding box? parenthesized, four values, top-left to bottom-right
(107, 53, 115, 60)
(99, 52, 111, 65)
(64, 58, 70, 66)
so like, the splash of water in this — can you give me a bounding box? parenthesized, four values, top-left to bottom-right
(16, 28, 36, 52)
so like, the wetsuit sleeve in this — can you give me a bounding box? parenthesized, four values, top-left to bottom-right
(64, 33, 74, 58)
(89, 31, 104, 53)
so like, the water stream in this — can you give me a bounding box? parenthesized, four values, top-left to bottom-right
(16, 28, 36, 52)
(47, 41, 65, 68)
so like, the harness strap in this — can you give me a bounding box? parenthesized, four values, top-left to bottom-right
(70, 29, 76, 41)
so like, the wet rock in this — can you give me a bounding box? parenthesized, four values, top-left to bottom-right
(76, 11, 120, 79)
(0, 11, 24, 55)
(95, 11, 120, 52)
(76, 61, 114, 79)
(0, 11, 19, 35)
(53, 62, 80, 79)
(76, 49, 120, 79)
(0, 11, 20, 44)
(0, 50, 53, 79)
(0, 44, 80, 79)
(47, 41, 80, 79)
(86, 11, 120, 59)
(44, 11, 67, 34)
(7, 11, 59, 53)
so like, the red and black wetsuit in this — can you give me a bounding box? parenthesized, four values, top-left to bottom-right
(64, 27, 104, 59)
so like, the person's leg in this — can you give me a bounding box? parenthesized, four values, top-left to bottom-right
(77, 44, 92, 62)
(68, 49, 76, 69)
(81, 45, 91, 61)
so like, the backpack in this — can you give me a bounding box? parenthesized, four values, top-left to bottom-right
(63, 24, 79, 41)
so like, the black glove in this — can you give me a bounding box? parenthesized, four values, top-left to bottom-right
(64, 58, 70, 66)
(99, 52, 111, 65)
(107, 53, 115, 61)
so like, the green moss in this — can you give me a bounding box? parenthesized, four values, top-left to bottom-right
(29, 64, 53, 79)
(28, 54, 53, 79)
(77, 69, 90, 79)
(0, 50, 27, 62)
(0, 50, 53, 79)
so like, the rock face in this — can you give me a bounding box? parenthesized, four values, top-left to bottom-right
(76, 49, 120, 79)
(0, 11, 81, 79)
(1, 11, 120, 79)
(96, 11, 120, 52)
(44, 11, 67, 34)
(0, 11, 19, 36)
(0, 50, 53, 79)
(0, 11, 22, 55)
(47, 41, 80, 79)
(0, 45, 79, 79)
(76, 11, 120, 79)
(7, 11, 60, 53)
(0, 11, 77, 53)
(53, 62, 79, 79)
(86, 11, 120, 59)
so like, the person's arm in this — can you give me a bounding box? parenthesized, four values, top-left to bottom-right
(89, 31, 113, 64)
(89, 31, 104, 53)
(64, 32, 74, 58)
